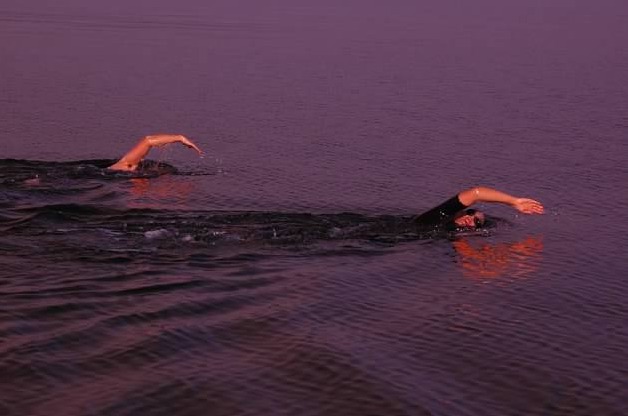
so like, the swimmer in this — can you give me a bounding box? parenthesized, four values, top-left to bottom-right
(414, 187, 544, 230)
(108, 134, 202, 172)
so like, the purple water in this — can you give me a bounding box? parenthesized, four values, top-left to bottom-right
(1, 1, 627, 415)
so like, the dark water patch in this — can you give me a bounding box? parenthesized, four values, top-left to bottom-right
(1, 357, 79, 410)
(200, 275, 285, 294)
(106, 279, 206, 297)
(2, 279, 206, 301)
(258, 342, 426, 416)
(0, 321, 61, 341)
(10, 299, 114, 322)
(70, 325, 224, 377)
(1, 319, 113, 361)
(94, 377, 246, 416)
(102, 291, 281, 330)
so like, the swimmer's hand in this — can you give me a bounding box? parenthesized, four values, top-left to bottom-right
(513, 198, 544, 215)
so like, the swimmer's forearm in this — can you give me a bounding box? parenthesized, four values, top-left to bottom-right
(458, 187, 516, 206)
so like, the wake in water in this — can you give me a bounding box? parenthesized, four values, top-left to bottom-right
(0, 158, 178, 185)
(0, 159, 502, 258)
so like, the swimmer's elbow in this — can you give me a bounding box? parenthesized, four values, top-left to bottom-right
(108, 160, 137, 171)
(458, 186, 482, 206)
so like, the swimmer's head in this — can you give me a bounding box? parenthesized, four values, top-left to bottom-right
(453, 209, 485, 229)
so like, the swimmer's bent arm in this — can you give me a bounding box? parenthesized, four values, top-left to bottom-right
(457, 187, 544, 214)
(108, 134, 202, 171)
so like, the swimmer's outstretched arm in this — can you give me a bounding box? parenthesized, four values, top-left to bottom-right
(108, 134, 202, 171)
(458, 187, 544, 214)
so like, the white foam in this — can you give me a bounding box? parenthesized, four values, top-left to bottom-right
(144, 229, 171, 240)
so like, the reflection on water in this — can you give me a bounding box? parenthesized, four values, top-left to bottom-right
(128, 176, 196, 209)
(453, 235, 544, 281)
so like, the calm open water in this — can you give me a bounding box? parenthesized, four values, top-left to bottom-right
(1, 1, 627, 415)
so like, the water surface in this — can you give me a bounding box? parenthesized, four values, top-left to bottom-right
(1, 1, 627, 415)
